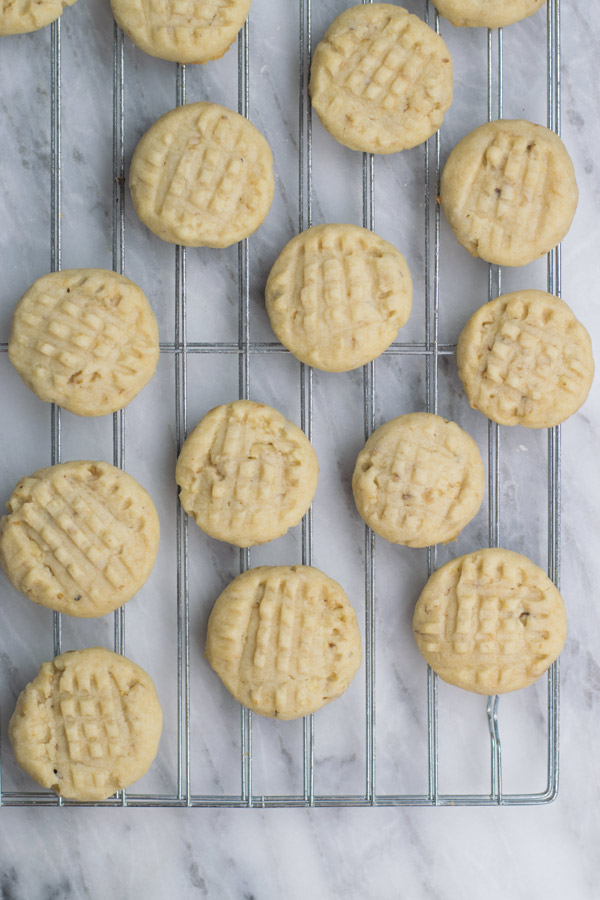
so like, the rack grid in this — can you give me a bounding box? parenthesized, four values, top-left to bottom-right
(0, 0, 563, 807)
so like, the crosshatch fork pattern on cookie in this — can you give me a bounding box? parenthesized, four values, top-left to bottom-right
(414, 553, 565, 692)
(356, 425, 477, 540)
(207, 569, 360, 719)
(296, 233, 402, 332)
(458, 133, 550, 250)
(322, 10, 446, 124)
(10, 271, 157, 402)
(53, 664, 132, 787)
(266, 226, 410, 367)
(177, 403, 311, 539)
(462, 294, 593, 422)
(310, 4, 452, 153)
(0, 464, 157, 616)
(132, 105, 272, 245)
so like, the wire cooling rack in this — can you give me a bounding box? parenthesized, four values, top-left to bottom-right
(0, 0, 563, 806)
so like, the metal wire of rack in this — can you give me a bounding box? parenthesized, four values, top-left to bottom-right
(0, 0, 563, 807)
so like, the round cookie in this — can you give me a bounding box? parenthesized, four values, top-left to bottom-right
(176, 400, 318, 547)
(206, 565, 362, 719)
(265, 224, 412, 372)
(9, 647, 163, 801)
(413, 548, 567, 694)
(457, 290, 594, 428)
(8, 269, 159, 418)
(432, 0, 546, 28)
(110, 0, 251, 64)
(352, 413, 484, 548)
(0, 461, 160, 618)
(309, 4, 453, 154)
(0, 0, 77, 35)
(129, 102, 274, 248)
(440, 119, 578, 267)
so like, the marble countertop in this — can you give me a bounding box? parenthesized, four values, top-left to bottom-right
(0, 0, 599, 897)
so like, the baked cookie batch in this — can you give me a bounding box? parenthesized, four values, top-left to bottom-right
(2, 2, 592, 800)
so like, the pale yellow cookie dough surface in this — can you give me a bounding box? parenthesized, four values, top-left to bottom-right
(110, 0, 251, 64)
(265, 224, 412, 372)
(206, 565, 362, 719)
(0, 0, 77, 35)
(457, 290, 594, 428)
(129, 102, 274, 248)
(432, 0, 546, 28)
(176, 400, 318, 547)
(9, 648, 163, 801)
(8, 269, 159, 417)
(352, 412, 484, 548)
(413, 548, 567, 694)
(0, 461, 160, 617)
(441, 119, 578, 267)
(309, 4, 453, 154)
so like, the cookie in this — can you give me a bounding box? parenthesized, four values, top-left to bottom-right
(129, 102, 274, 248)
(9, 647, 162, 801)
(457, 290, 594, 428)
(413, 548, 567, 694)
(432, 0, 546, 28)
(309, 4, 453, 154)
(0, 0, 77, 35)
(352, 413, 484, 548)
(176, 400, 318, 547)
(265, 224, 412, 372)
(8, 269, 159, 418)
(440, 119, 578, 267)
(206, 565, 362, 719)
(0, 461, 160, 618)
(110, 0, 251, 64)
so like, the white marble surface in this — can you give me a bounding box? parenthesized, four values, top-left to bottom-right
(1, 0, 599, 897)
